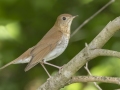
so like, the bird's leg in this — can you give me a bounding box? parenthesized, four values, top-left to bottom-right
(43, 61, 61, 69)
(40, 62, 51, 78)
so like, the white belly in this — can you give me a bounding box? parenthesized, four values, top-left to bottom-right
(44, 35, 69, 61)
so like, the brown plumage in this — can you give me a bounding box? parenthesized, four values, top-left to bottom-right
(0, 14, 77, 77)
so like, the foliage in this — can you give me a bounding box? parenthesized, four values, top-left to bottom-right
(0, 0, 120, 90)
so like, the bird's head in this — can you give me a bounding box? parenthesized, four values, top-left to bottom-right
(55, 14, 77, 31)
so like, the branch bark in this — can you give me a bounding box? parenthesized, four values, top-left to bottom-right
(37, 16, 120, 90)
(68, 76, 120, 85)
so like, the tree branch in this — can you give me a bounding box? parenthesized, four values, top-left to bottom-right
(68, 76, 120, 85)
(91, 49, 120, 58)
(37, 15, 120, 90)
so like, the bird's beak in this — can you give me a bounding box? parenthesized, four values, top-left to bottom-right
(72, 15, 78, 19)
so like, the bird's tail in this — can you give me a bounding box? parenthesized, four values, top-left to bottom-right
(0, 60, 15, 70)
(0, 47, 34, 70)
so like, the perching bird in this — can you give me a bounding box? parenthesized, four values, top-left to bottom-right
(0, 14, 77, 77)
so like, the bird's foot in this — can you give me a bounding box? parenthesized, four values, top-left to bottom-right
(58, 65, 65, 74)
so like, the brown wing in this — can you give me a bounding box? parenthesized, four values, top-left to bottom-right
(24, 42, 57, 71)
(25, 28, 62, 71)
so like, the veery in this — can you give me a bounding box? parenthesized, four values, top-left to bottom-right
(0, 14, 77, 77)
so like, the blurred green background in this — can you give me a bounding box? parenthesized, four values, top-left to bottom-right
(0, 0, 120, 90)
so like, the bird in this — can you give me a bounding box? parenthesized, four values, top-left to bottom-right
(0, 14, 77, 77)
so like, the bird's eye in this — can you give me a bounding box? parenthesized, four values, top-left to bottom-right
(62, 17, 66, 20)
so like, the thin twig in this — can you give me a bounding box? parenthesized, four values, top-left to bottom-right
(84, 63, 102, 90)
(71, 0, 115, 37)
